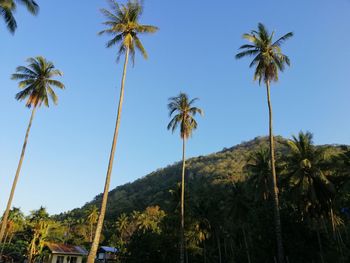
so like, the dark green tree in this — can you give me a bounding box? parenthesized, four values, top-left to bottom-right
(245, 147, 271, 201)
(285, 131, 336, 263)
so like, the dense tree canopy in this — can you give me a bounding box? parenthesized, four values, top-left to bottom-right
(2, 134, 349, 263)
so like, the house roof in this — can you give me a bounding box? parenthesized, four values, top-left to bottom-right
(99, 246, 118, 253)
(45, 243, 88, 256)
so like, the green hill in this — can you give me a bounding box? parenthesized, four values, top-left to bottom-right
(60, 135, 342, 221)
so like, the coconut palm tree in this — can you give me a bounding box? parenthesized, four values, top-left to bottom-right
(236, 23, 293, 263)
(285, 132, 335, 220)
(245, 147, 271, 201)
(0, 0, 39, 33)
(285, 131, 336, 263)
(0, 56, 64, 244)
(87, 1, 158, 261)
(167, 93, 203, 263)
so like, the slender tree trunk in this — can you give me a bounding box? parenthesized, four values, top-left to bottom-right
(316, 228, 325, 263)
(180, 137, 186, 263)
(0, 106, 37, 243)
(0, 230, 8, 256)
(330, 205, 336, 239)
(242, 227, 251, 263)
(90, 221, 93, 242)
(217, 232, 222, 263)
(265, 80, 285, 263)
(87, 47, 130, 263)
(230, 239, 235, 261)
(7, 234, 13, 245)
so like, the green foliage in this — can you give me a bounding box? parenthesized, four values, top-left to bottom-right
(12, 56, 65, 108)
(0, 0, 39, 33)
(167, 93, 203, 139)
(3, 135, 350, 263)
(99, 0, 158, 63)
(236, 23, 293, 84)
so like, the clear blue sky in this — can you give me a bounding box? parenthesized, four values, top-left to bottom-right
(1, 0, 349, 215)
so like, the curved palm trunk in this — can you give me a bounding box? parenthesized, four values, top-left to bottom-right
(0, 106, 37, 243)
(266, 80, 285, 263)
(180, 137, 186, 263)
(87, 47, 130, 263)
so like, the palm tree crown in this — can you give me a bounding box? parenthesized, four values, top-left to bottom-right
(0, 0, 39, 33)
(236, 23, 293, 84)
(12, 56, 64, 108)
(245, 147, 271, 201)
(285, 131, 335, 216)
(99, 0, 158, 63)
(167, 93, 203, 139)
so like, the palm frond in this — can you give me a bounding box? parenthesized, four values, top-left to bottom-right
(17, 0, 39, 15)
(0, 6, 17, 33)
(272, 32, 294, 47)
(47, 79, 65, 89)
(106, 33, 123, 48)
(137, 24, 158, 33)
(133, 34, 147, 59)
(235, 49, 259, 59)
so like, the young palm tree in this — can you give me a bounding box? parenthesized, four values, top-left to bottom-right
(285, 131, 336, 263)
(87, 1, 158, 261)
(236, 23, 293, 263)
(167, 93, 203, 263)
(0, 56, 64, 244)
(0, 0, 39, 33)
(245, 147, 271, 201)
(285, 131, 335, 220)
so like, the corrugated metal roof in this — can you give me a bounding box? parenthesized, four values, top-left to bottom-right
(99, 246, 118, 253)
(45, 243, 88, 255)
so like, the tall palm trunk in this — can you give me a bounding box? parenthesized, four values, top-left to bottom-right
(266, 80, 285, 263)
(316, 228, 325, 263)
(87, 47, 130, 263)
(0, 106, 37, 243)
(180, 137, 186, 263)
(90, 221, 93, 242)
(242, 226, 251, 263)
(216, 232, 222, 263)
(0, 230, 9, 256)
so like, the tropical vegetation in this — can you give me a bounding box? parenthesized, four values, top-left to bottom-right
(1, 134, 350, 263)
(0, 0, 349, 263)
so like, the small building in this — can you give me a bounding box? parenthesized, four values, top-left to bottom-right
(42, 243, 88, 263)
(97, 246, 118, 262)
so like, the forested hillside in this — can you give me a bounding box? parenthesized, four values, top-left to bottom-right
(3, 134, 349, 263)
(63, 136, 288, 220)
